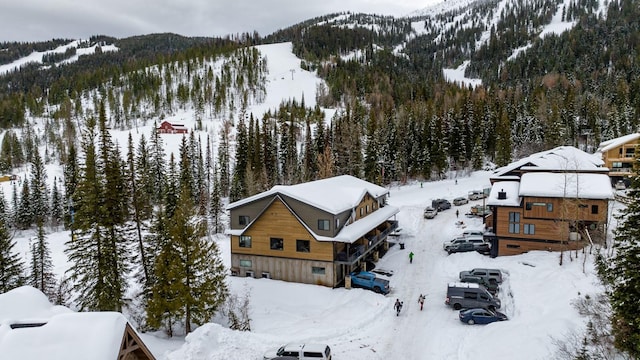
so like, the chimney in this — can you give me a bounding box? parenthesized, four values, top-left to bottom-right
(498, 189, 507, 200)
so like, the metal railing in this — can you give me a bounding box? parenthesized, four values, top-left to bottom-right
(334, 220, 398, 265)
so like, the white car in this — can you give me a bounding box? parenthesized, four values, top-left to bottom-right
(424, 207, 438, 219)
(263, 343, 332, 360)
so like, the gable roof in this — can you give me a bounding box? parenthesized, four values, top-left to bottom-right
(491, 146, 606, 180)
(227, 175, 389, 214)
(0, 286, 155, 360)
(228, 194, 399, 243)
(596, 133, 640, 153)
(519, 172, 614, 199)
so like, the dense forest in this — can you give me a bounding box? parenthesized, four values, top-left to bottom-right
(1, 0, 640, 350)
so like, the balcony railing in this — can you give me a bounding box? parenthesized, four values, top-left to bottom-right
(334, 220, 398, 265)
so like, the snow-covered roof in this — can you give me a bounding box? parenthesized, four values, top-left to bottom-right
(0, 286, 135, 360)
(227, 175, 389, 215)
(595, 133, 640, 153)
(486, 181, 521, 207)
(492, 146, 606, 179)
(227, 199, 399, 244)
(519, 173, 614, 199)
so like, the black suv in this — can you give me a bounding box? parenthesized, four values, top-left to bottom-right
(432, 199, 451, 211)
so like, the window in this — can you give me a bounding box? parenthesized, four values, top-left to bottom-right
(261, 272, 271, 279)
(612, 161, 622, 168)
(239, 215, 250, 226)
(524, 224, 535, 235)
(270, 238, 284, 250)
(506, 244, 521, 249)
(239, 259, 252, 267)
(525, 202, 532, 210)
(296, 239, 310, 252)
(591, 205, 599, 214)
(547, 203, 553, 212)
(318, 219, 330, 231)
(312, 266, 326, 275)
(360, 208, 364, 216)
(366, 205, 370, 213)
(245, 270, 254, 278)
(508, 212, 520, 234)
(463, 292, 478, 299)
(335, 218, 340, 229)
(239, 235, 252, 248)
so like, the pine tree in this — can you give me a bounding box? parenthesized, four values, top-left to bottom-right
(171, 186, 228, 334)
(29, 148, 49, 227)
(600, 153, 640, 358)
(16, 180, 32, 229)
(149, 126, 167, 204)
(29, 223, 55, 300)
(127, 133, 150, 285)
(64, 142, 78, 230)
(230, 117, 248, 201)
(50, 179, 64, 229)
(0, 218, 24, 292)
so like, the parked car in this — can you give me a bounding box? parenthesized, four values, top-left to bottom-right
(445, 282, 501, 311)
(459, 268, 503, 284)
(460, 229, 484, 237)
(432, 199, 452, 211)
(466, 205, 491, 217)
(453, 197, 469, 206)
(447, 242, 490, 255)
(460, 275, 499, 294)
(443, 235, 486, 252)
(459, 308, 508, 325)
(468, 190, 487, 200)
(424, 207, 438, 219)
(349, 271, 390, 294)
(263, 343, 332, 360)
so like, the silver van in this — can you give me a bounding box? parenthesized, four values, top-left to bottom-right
(445, 282, 501, 311)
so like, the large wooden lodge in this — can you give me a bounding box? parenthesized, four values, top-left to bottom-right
(485, 146, 613, 256)
(226, 175, 399, 287)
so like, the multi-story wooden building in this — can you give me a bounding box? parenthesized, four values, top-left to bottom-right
(485, 146, 613, 256)
(226, 175, 399, 287)
(595, 133, 640, 184)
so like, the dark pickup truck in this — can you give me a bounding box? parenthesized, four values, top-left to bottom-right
(447, 242, 490, 255)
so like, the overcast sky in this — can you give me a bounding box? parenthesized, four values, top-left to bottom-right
(0, 0, 445, 43)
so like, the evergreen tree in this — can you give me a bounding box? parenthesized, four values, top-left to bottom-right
(29, 148, 49, 226)
(0, 218, 24, 292)
(29, 224, 55, 300)
(50, 179, 64, 229)
(230, 117, 248, 201)
(149, 126, 167, 204)
(600, 153, 640, 358)
(63, 142, 78, 230)
(218, 124, 231, 197)
(16, 180, 32, 229)
(209, 166, 224, 234)
(171, 186, 228, 334)
(127, 133, 150, 286)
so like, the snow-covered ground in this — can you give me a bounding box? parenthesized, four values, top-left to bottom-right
(1, 40, 607, 359)
(4, 172, 606, 359)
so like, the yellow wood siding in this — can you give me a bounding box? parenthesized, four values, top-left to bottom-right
(522, 197, 608, 223)
(355, 194, 378, 221)
(231, 198, 334, 262)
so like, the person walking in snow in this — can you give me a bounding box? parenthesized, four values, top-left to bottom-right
(394, 299, 403, 316)
(456, 209, 459, 218)
(418, 294, 426, 311)
(409, 251, 414, 264)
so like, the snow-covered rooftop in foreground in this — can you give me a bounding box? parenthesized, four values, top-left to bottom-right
(0, 287, 131, 360)
(227, 175, 389, 214)
(519, 172, 614, 199)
